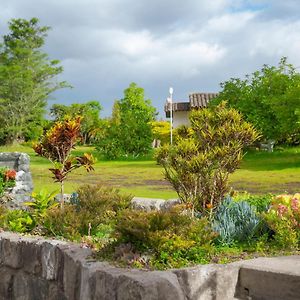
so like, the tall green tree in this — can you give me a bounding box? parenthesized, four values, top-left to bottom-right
(50, 101, 103, 144)
(97, 83, 156, 158)
(0, 18, 68, 144)
(211, 57, 300, 143)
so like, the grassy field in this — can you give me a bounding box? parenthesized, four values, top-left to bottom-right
(0, 144, 300, 198)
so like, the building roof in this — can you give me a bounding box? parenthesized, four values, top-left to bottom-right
(189, 93, 219, 108)
(164, 92, 219, 117)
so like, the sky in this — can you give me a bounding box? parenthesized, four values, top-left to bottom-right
(1, 0, 300, 118)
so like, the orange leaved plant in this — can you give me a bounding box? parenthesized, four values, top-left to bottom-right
(33, 116, 95, 207)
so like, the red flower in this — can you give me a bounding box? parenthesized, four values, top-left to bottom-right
(4, 169, 16, 181)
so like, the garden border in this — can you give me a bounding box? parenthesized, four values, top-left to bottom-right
(2, 231, 300, 299)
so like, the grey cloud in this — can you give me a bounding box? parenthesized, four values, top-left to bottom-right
(0, 0, 300, 118)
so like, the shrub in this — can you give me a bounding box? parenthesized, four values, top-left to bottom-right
(3, 209, 35, 233)
(43, 204, 82, 240)
(213, 196, 265, 246)
(75, 184, 132, 235)
(156, 102, 259, 217)
(115, 205, 217, 268)
(263, 193, 300, 249)
(24, 189, 58, 222)
(234, 193, 272, 213)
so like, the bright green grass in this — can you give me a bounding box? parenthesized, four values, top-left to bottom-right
(0, 144, 300, 197)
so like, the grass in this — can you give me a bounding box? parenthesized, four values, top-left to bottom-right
(0, 144, 300, 198)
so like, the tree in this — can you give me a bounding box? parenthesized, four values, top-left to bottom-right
(211, 57, 300, 143)
(50, 101, 103, 144)
(33, 117, 95, 208)
(97, 83, 156, 158)
(0, 18, 69, 144)
(150, 120, 170, 146)
(156, 103, 259, 218)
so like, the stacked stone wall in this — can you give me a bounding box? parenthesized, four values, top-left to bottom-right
(0, 232, 240, 300)
(0, 152, 33, 206)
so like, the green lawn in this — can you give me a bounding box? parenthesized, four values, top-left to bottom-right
(0, 144, 300, 198)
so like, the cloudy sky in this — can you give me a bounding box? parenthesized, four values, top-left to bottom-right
(1, 0, 300, 118)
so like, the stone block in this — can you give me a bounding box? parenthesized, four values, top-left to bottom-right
(131, 197, 165, 211)
(41, 240, 68, 281)
(235, 256, 300, 300)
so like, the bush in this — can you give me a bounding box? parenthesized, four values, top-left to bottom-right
(234, 193, 272, 213)
(115, 205, 217, 269)
(3, 209, 35, 233)
(75, 184, 132, 235)
(42, 184, 132, 240)
(43, 204, 82, 240)
(213, 196, 265, 246)
(156, 102, 259, 217)
(263, 193, 300, 249)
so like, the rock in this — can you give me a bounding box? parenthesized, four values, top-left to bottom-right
(131, 197, 165, 211)
(131, 197, 181, 212)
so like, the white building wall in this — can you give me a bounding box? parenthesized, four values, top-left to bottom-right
(173, 111, 190, 128)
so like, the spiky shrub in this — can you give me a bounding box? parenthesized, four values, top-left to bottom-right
(213, 196, 264, 246)
(33, 116, 95, 207)
(156, 102, 259, 217)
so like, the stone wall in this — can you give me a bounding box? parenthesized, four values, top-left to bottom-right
(0, 231, 241, 300)
(0, 152, 33, 206)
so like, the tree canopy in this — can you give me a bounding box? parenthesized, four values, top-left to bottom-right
(0, 18, 68, 144)
(50, 101, 103, 144)
(211, 57, 300, 143)
(97, 83, 156, 159)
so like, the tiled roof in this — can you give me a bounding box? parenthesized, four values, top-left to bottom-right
(164, 92, 219, 115)
(189, 93, 219, 108)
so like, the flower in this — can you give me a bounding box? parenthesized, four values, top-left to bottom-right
(277, 204, 288, 217)
(291, 197, 299, 212)
(4, 169, 16, 181)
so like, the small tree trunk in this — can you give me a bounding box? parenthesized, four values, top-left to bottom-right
(60, 181, 64, 209)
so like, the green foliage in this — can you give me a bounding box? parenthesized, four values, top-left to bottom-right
(24, 189, 58, 221)
(150, 120, 170, 145)
(115, 206, 216, 269)
(4, 209, 35, 233)
(97, 83, 156, 159)
(42, 184, 131, 240)
(50, 101, 103, 145)
(211, 57, 300, 143)
(0, 18, 69, 144)
(43, 204, 82, 240)
(235, 193, 272, 213)
(0, 168, 16, 197)
(213, 196, 265, 246)
(156, 103, 259, 216)
(75, 184, 132, 235)
(263, 193, 300, 249)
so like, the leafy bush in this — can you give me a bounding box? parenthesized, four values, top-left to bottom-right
(42, 184, 132, 240)
(3, 209, 35, 233)
(43, 204, 81, 240)
(156, 102, 259, 217)
(75, 184, 132, 235)
(115, 205, 217, 269)
(24, 189, 58, 221)
(263, 193, 300, 249)
(234, 193, 272, 213)
(213, 197, 265, 246)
